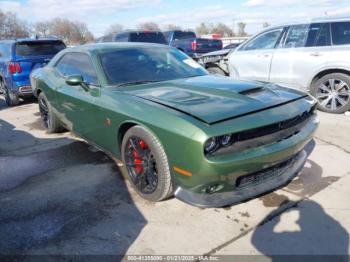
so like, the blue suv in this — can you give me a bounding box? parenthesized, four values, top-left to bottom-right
(0, 38, 66, 106)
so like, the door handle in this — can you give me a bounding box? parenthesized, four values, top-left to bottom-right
(310, 52, 322, 57)
(258, 54, 270, 58)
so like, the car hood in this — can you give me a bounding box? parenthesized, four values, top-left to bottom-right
(121, 75, 307, 124)
(200, 49, 231, 57)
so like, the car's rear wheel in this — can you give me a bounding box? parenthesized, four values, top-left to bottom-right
(311, 73, 350, 114)
(121, 126, 173, 202)
(38, 92, 64, 133)
(2, 82, 19, 106)
(207, 66, 227, 76)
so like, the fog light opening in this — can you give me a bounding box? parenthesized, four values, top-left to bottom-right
(205, 184, 220, 194)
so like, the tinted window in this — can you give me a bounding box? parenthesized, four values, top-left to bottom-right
(55, 53, 98, 85)
(129, 32, 167, 44)
(0, 43, 11, 58)
(115, 33, 128, 42)
(283, 23, 330, 48)
(283, 24, 309, 48)
(163, 32, 171, 42)
(99, 47, 207, 86)
(306, 23, 330, 47)
(15, 41, 65, 56)
(173, 31, 196, 40)
(243, 29, 282, 51)
(331, 22, 350, 45)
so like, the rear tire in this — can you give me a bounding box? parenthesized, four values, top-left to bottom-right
(3, 83, 19, 106)
(38, 92, 64, 133)
(121, 125, 173, 202)
(310, 73, 350, 114)
(207, 66, 227, 76)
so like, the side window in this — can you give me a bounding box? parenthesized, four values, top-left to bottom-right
(0, 43, 10, 58)
(102, 35, 113, 42)
(114, 33, 128, 42)
(55, 53, 98, 85)
(243, 29, 282, 51)
(331, 22, 350, 45)
(163, 32, 171, 42)
(306, 23, 330, 47)
(283, 24, 309, 48)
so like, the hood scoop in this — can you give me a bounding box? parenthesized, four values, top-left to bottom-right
(239, 87, 264, 95)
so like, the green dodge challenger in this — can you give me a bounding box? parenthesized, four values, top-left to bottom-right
(30, 43, 319, 208)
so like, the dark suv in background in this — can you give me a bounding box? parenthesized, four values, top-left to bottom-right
(96, 30, 168, 45)
(163, 30, 223, 59)
(0, 38, 66, 106)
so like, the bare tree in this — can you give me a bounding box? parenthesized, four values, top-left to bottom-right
(237, 22, 247, 36)
(196, 22, 210, 36)
(262, 22, 271, 28)
(34, 21, 50, 37)
(137, 22, 160, 31)
(164, 24, 182, 31)
(34, 18, 94, 45)
(0, 10, 30, 39)
(106, 23, 123, 35)
(211, 23, 234, 37)
(70, 21, 94, 43)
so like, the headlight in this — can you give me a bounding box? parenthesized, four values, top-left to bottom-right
(204, 137, 219, 154)
(204, 134, 235, 155)
(220, 135, 233, 146)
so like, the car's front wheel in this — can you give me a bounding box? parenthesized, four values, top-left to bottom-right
(121, 126, 173, 202)
(38, 92, 64, 133)
(311, 73, 350, 114)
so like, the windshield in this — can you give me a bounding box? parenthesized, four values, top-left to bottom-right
(99, 46, 208, 86)
(173, 31, 196, 40)
(15, 41, 66, 57)
(129, 32, 167, 44)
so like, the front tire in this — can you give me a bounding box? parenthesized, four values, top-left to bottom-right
(311, 73, 350, 114)
(121, 126, 173, 202)
(38, 92, 64, 133)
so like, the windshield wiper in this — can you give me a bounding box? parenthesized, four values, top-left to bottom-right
(116, 80, 160, 87)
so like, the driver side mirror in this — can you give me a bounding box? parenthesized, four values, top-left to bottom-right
(66, 75, 90, 91)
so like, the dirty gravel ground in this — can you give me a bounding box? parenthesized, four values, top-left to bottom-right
(0, 97, 350, 257)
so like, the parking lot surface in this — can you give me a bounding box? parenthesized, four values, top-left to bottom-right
(0, 97, 350, 257)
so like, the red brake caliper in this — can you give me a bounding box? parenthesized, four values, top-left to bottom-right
(133, 140, 148, 173)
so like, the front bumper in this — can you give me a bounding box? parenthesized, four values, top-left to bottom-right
(174, 143, 311, 208)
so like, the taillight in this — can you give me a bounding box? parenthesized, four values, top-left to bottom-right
(191, 40, 197, 51)
(8, 62, 21, 74)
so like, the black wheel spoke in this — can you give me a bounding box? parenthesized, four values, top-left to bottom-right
(124, 136, 158, 194)
(39, 97, 50, 128)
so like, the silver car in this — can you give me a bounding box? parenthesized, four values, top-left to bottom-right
(212, 17, 350, 113)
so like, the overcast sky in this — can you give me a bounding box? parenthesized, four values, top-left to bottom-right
(0, 0, 349, 36)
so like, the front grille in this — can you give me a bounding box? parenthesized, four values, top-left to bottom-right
(211, 105, 316, 156)
(235, 106, 316, 142)
(236, 155, 297, 189)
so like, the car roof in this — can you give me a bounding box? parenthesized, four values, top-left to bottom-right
(268, 16, 350, 29)
(0, 38, 64, 44)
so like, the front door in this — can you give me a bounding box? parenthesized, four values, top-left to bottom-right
(228, 28, 283, 81)
(269, 23, 332, 90)
(52, 52, 101, 140)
